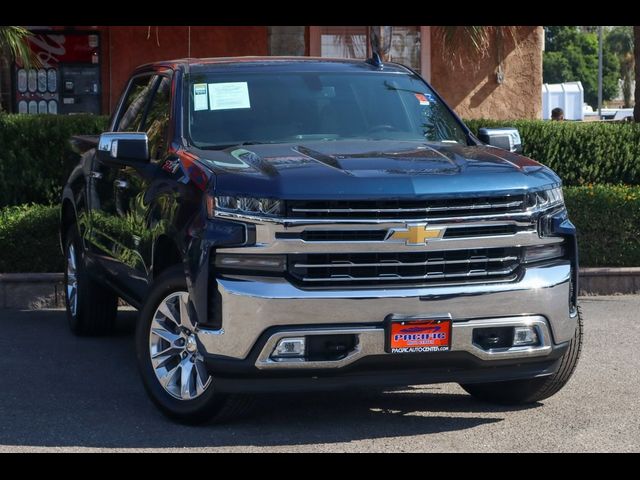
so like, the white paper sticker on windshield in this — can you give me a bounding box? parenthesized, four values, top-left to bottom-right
(209, 82, 250, 111)
(193, 83, 208, 111)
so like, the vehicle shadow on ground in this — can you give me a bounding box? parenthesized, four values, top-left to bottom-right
(0, 309, 540, 449)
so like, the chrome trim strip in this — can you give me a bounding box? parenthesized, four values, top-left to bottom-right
(293, 255, 519, 269)
(218, 230, 561, 254)
(254, 316, 552, 370)
(213, 207, 559, 226)
(290, 200, 523, 214)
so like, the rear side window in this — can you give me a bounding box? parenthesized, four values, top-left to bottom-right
(116, 75, 158, 132)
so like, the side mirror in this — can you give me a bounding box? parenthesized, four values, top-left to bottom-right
(97, 132, 149, 165)
(478, 127, 522, 153)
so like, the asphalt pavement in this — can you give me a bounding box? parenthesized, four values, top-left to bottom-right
(0, 296, 638, 452)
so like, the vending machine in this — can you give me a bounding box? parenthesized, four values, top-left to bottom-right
(14, 31, 101, 115)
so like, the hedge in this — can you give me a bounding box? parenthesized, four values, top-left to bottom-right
(0, 204, 62, 273)
(1, 187, 638, 272)
(564, 185, 640, 267)
(0, 114, 109, 207)
(465, 119, 640, 186)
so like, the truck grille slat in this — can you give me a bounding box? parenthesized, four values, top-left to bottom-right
(287, 196, 525, 220)
(294, 255, 518, 269)
(288, 247, 522, 287)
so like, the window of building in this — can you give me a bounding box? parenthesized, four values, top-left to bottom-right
(310, 26, 369, 59)
(309, 26, 429, 80)
(389, 26, 421, 71)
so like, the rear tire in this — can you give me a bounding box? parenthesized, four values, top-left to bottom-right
(135, 265, 253, 424)
(460, 306, 583, 405)
(64, 225, 118, 336)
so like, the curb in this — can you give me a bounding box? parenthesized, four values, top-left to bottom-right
(1, 268, 639, 310)
(579, 267, 640, 296)
(0, 273, 65, 309)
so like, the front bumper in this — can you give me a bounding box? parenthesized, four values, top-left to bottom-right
(197, 261, 575, 381)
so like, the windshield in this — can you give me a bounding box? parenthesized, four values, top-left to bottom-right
(187, 70, 469, 149)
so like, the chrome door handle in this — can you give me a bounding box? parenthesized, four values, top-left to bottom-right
(89, 171, 103, 180)
(114, 179, 129, 189)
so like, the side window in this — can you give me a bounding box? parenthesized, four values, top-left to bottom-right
(116, 75, 158, 132)
(142, 76, 172, 161)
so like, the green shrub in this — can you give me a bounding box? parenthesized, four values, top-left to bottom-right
(464, 119, 640, 186)
(0, 114, 109, 207)
(564, 185, 640, 267)
(0, 204, 62, 272)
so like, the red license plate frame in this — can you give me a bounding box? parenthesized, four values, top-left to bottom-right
(388, 318, 452, 353)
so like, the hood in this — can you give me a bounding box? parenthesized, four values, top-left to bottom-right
(192, 140, 560, 199)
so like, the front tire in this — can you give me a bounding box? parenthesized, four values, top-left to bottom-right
(460, 307, 583, 405)
(135, 265, 253, 424)
(64, 225, 118, 336)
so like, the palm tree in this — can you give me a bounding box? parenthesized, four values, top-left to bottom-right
(635, 26, 640, 122)
(607, 27, 634, 108)
(431, 26, 517, 64)
(0, 26, 38, 67)
(0, 26, 39, 112)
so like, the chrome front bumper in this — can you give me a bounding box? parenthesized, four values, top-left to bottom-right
(197, 261, 575, 366)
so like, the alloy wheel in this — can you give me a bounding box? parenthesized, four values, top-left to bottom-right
(149, 291, 212, 400)
(66, 244, 78, 317)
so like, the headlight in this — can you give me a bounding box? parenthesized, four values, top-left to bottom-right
(207, 195, 284, 218)
(527, 186, 564, 210)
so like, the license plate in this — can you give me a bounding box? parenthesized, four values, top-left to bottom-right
(389, 319, 452, 353)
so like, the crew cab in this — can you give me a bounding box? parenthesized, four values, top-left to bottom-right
(61, 56, 582, 423)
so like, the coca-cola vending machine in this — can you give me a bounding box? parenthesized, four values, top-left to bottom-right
(14, 31, 101, 115)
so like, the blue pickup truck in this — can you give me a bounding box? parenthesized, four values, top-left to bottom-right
(61, 56, 582, 424)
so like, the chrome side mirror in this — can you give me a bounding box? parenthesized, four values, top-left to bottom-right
(97, 132, 149, 164)
(478, 127, 522, 153)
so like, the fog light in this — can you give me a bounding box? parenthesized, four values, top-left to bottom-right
(273, 337, 306, 358)
(513, 326, 539, 346)
(523, 244, 565, 263)
(215, 253, 286, 272)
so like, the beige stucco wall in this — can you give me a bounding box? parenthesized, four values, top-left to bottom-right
(430, 26, 543, 120)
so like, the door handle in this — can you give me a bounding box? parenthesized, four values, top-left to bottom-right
(114, 179, 129, 189)
(89, 171, 103, 180)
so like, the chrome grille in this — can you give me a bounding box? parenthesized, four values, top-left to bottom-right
(288, 247, 521, 287)
(287, 196, 526, 220)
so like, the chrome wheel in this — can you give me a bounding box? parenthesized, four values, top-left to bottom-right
(66, 243, 78, 317)
(149, 291, 212, 400)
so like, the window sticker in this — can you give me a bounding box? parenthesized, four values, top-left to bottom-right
(193, 83, 208, 111)
(208, 82, 251, 111)
(415, 93, 430, 106)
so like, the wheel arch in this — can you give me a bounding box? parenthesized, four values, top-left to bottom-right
(60, 197, 77, 253)
(152, 234, 183, 280)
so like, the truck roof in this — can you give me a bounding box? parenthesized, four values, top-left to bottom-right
(133, 56, 413, 75)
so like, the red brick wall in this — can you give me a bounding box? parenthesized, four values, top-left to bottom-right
(100, 26, 268, 114)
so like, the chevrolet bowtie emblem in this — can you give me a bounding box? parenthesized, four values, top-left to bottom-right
(386, 223, 446, 245)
